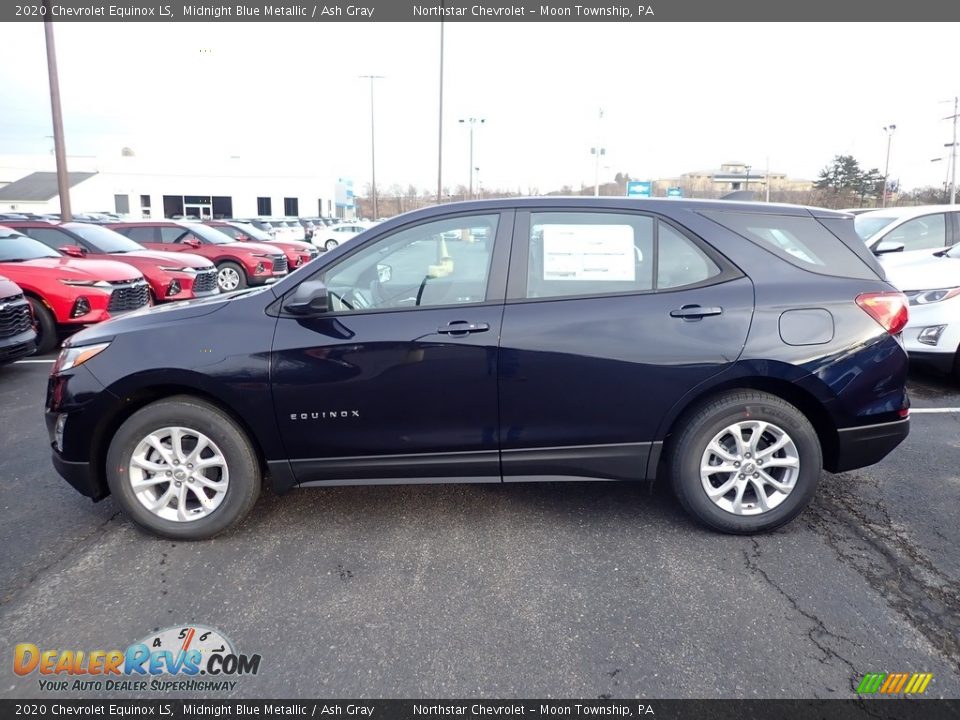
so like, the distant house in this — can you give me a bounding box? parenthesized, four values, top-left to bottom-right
(669, 161, 812, 195)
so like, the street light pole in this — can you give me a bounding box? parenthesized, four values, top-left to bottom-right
(458, 117, 484, 200)
(42, 0, 72, 222)
(359, 75, 384, 220)
(437, 19, 444, 204)
(744, 165, 751, 194)
(949, 98, 958, 205)
(882, 124, 896, 208)
(593, 108, 604, 197)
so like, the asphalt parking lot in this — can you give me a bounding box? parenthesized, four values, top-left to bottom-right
(0, 356, 958, 699)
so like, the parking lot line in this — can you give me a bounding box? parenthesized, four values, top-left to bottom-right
(910, 408, 960, 413)
(14, 359, 54, 364)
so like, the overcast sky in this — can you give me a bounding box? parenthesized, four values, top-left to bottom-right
(0, 22, 957, 193)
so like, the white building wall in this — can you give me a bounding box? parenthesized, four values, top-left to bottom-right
(0, 155, 348, 219)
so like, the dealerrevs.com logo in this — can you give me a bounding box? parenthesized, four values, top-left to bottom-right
(14, 625, 262, 693)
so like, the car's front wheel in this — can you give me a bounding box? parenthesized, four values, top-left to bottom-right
(324, 239, 339, 251)
(667, 390, 821, 534)
(216, 261, 247, 292)
(27, 297, 58, 354)
(106, 396, 261, 539)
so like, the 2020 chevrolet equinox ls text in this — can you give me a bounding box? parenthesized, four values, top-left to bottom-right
(46, 198, 911, 539)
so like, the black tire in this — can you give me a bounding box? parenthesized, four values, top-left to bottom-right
(106, 396, 261, 540)
(27, 297, 59, 354)
(215, 261, 247, 292)
(324, 239, 338, 251)
(667, 390, 822, 534)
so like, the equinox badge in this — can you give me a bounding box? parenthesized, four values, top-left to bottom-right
(290, 410, 361, 420)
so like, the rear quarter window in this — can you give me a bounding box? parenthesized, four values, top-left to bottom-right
(699, 211, 878, 281)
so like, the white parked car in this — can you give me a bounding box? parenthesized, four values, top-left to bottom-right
(313, 222, 368, 251)
(854, 205, 960, 259)
(882, 244, 960, 378)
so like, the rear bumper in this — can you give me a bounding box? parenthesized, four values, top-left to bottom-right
(908, 350, 955, 375)
(832, 417, 910, 473)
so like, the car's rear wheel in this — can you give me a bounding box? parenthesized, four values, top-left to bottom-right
(216, 261, 247, 292)
(667, 390, 821, 534)
(106, 396, 261, 539)
(324, 239, 339, 251)
(27, 297, 58, 354)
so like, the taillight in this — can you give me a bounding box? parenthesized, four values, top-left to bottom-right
(856, 292, 909, 335)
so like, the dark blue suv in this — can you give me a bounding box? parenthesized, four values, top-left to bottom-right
(45, 198, 910, 539)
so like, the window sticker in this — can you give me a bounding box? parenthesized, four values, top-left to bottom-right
(541, 224, 636, 282)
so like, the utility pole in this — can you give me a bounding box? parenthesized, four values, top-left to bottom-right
(765, 156, 770, 202)
(42, 0, 72, 221)
(744, 165, 751, 194)
(882, 124, 896, 208)
(359, 75, 384, 220)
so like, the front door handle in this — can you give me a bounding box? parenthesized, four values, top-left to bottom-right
(437, 321, 490, 335)
(670, 305, 723, 320)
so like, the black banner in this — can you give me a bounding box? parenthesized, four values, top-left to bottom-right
(1, 700, 959, 720)
(4, 0, 960, 22)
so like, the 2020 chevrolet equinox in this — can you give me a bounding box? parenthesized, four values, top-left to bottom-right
(46, 198, 911, 539)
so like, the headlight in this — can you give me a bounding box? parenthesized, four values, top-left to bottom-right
(52, 342, 111, 374)
(252, 253, 273, 258)
(907, 288, 960, 305)
(158, 266, 198, 273)
(60, 279, 111, 288)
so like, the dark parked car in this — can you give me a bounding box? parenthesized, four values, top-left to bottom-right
(47, 198, 910, 539)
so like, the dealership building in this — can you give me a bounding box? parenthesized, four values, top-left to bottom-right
(0, 154, 356, 220)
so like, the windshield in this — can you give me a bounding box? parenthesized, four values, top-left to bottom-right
(186, 224, 233, 245)
(0, 232, 62, 261)
(66, 223, 145, 253)
(228, 222, 271, 241)
(854, 215, 896, 241)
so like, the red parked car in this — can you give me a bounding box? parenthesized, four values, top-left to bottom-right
(0, 226, 150, 353)
(6, 221, 219, 303)
(0, 274, 37, 364)
(107, 221, 288, 293)
(203, 220, 319, 270)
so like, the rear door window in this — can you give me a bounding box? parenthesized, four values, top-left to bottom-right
(700, 211, 876, 280)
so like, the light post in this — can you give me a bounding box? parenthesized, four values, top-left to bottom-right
(359, 75, 384, 220)
(437, 19, 444, 204)
(744, 165, 751, 193)
(882, 124, 896, 208)
(592, 108, 605, 197)
(458, 117, 485, 200)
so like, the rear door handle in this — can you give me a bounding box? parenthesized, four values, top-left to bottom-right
(437, 321, 490, 335)
(670, 305, 723, 320)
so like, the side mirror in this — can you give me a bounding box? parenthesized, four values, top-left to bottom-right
(377, 263, 392, 283)
(184, 238, 202, 248)
(236, 234, 248, 242)
(874, 240, 905, 254)
(60, 245, 86, 258)
(284, 280, 330, 315)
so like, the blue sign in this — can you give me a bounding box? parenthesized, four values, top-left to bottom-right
(626, 181, 652, 198)
(667, 187, 683, 198)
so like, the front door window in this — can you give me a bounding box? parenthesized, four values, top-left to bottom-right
(321, 214, 499, 312)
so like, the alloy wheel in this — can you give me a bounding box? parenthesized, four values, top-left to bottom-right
(128, 426, 229, 522)
(217, 267, 241, 291)
(699, 420, 800, 516)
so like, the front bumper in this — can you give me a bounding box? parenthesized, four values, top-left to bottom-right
(0, 327, 37, 363)
(833, 417, 910, 473)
